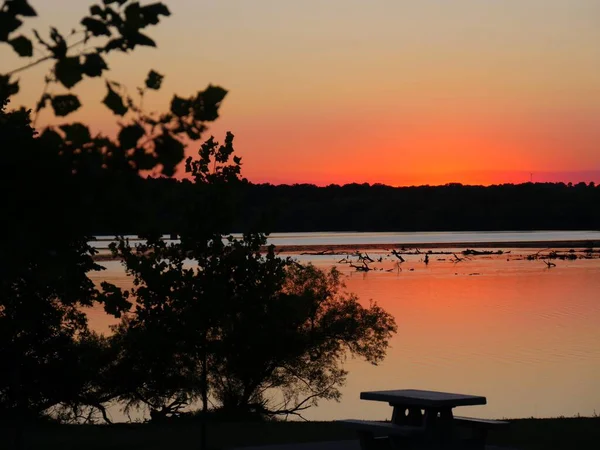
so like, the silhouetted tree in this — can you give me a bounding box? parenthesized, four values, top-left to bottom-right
(210, 262, 396, 419)
(0, 0, 227, 437)
(102, 135, 397, 421)
(48, 332, 120, 424)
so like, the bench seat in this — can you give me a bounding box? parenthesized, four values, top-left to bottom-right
(454, 417, 510, 428)
(337, 419, 424, 437)
(453, 417, 509, 450)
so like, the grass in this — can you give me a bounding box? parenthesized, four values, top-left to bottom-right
(488, 417, 600, 450)
(4, 417, 600, 450)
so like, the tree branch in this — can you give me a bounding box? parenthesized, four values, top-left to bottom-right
(6, 36, 87, 77)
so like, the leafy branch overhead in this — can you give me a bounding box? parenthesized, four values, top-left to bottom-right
(1, 0, 171, 109)
(1, 0, 228, 176)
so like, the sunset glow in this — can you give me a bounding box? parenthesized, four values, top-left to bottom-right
(5, 0, 600, 186)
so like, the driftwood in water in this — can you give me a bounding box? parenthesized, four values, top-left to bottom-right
(350, 263, 372, 272)
(452, 253, 465, 263)
(528, 249, 583, 261)
(300, 249, 340, 256)
(462, 248, 504, 256)
(344, 251, 377, 272)
(391, 248, 455, 256)
(390, 250, 405, 263)
(360, 252, 375, 263)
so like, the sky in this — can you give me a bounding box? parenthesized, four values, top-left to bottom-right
(4, 0, 600, 186)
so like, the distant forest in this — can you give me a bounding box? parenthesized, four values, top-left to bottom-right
(87, 179, 599, 235)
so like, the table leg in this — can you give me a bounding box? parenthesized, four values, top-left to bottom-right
(421, 408, 457, 449)
(356, 430, 375, 450)
(391, 404, 425, 427)
(423, 408, 453, 426)
(388, 405, 425, 449)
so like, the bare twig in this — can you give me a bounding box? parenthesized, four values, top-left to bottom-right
(6, 36, 88, 77)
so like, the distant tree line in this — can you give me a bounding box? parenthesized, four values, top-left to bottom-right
(84, 179, 600, 235)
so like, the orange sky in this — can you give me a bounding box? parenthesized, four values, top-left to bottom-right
(4, 1, 600, 186)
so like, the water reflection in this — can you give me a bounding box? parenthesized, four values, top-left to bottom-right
(87, 249, 600, 421)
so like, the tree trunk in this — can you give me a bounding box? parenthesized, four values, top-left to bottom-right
(13, 364, 24, 450)
(200, 334, 208, 450)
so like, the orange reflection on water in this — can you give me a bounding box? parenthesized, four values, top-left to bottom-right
(87, 252, 600, 421)
(310, 255, 600, 421)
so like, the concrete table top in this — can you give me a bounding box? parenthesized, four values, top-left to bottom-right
(360, 389, 487, 408)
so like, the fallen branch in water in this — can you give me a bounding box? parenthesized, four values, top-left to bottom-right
(300, 249, 341, 256)
(390, 250, 405, 262)
(452, 253, 465, 263)
(462, 248, 504, 256)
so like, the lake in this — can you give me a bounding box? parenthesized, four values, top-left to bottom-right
(87, 231, 600, 422)
(91, 230, 600, 250)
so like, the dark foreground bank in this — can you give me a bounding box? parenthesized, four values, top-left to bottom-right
(4, 417, 600, 450)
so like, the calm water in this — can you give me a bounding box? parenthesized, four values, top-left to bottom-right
(91, 230, 600, 249)
(87, 232, 600, 422)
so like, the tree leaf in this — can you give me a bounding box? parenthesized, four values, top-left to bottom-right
(0, 12, 23, 41)
(82, 53, 108, 77)
(104, 37, 126, 52)
(170, 95, 191, 117)
(154, 132, 184, 176)
(103, 0, 127, 5)
(185, 126, 204, 141)
(103, 5, 123, 28)
(60, 123, 91, 146)
(54, 57, 83, 89)
(99, 282, 131, 317)
(81, 17, 111, 37)
(129, 31, 156, 48)
(51, 94, 82, 117)
(145, 70, 163, 90)
(9, 34, 33, 56)
(194, 85, 228, 121)
(140, 3, 171, 25)
(118, 124, 145, 150)
(103, 82, 128, 116)
(90, 5, 105, 17)
(6, 0, 37, 17)
(202, 85, 228, 107)
(124, 2, 143, 28)
(0, 74, 20, 98)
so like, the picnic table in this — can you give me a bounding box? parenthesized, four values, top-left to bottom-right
(339, 389, 509, 450)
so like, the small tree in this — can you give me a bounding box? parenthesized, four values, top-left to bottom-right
(103, 134, 397, 421)
(102, 133, 247, 419)
(211, 263, 397, 419)
(48, 332, 120, 424)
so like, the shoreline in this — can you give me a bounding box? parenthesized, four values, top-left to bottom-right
(272, 239, 600, 253)
(92, 239, 600, 261)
